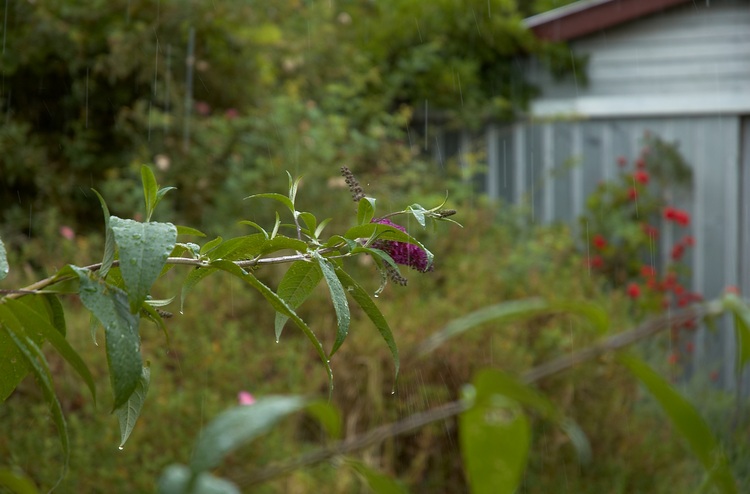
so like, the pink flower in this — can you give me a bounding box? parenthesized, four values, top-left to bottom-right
(194, 101, 211, 116)
(238, 391, 256, 406)
(59, 225, 75, 241)
(225, 108, 240, 120)
(371, 218, 433, 273)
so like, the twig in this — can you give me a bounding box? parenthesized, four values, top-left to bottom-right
(234, 303, 720, 487)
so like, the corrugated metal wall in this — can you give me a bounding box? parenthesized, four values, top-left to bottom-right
(482, 117, 742, 385)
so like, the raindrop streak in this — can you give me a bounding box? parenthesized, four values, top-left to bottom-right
(457, 72, 464, 107)
(165, 44, 171, 135)
(585, 220, 591, 277)
(414, 18, 423, 43)
(85, 67, 89, 129)
(2, 0, 7, 55)
(424, 99, 428, 150)
(631, 175, 640, 218)
(435, 136, 443, 169)
(472, 8, 482, 36)
(149, 36, 159, 142)
(183, 28, 196, 153)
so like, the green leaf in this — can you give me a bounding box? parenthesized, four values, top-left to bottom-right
(722, 294, 750, 374)
(274, 261, 323, 341)
(176, 225, 206, 237)
(180, 268, 217, 313)
(313, 253, 350, 356)
(5, 299, 96, 402)
(200, 236, 224, 255)
(259, 235, 307, 255)
(141, 301, 170, 344)
(314, 218, 333, 239)
(298, 212, 317, 235)
(417, 298, 607, 355)
(406, 204, 426, 227)
(0, 468, 40, 494)
(114, 364, 150, 449)
(158, 464, 240, 494)
(418, 299, 548, 355)
(0, 237, 8, 281)
(1, 323, 68, 491)
(110, 217, 177, 314)
(471, 369, 590, 463)
(306, 400, 342, 440)
(244, 192, 295, 215)
(210, 260, 333, 392)
(190, 396, 307, 472)
(619, 354, 737, 493)
(346, 458, 410, 494)
(357, 197, 376, 225)
(141, 165, 159, 221)
(460, 380, 530, 494)
(334, 268, 399, 383)
(238, 220, 269, 238)
(202, 234, 266, 261)
(91, 189, 116, 278)
(72, 266, 142, 410)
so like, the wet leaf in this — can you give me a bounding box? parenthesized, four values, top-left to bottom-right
(190, 396, 307, 472)
(158, 464, 240, 494)
(357, 197, 376, 225)
(313, 253, 350, 356)
(91, 189, 116, 278)
(620, 354, 737, 493)
(274, 260, 323, 341)
(110, 216, 177, 314)
(0, 237, 8, 281)
(346, 458, 410, 494)
(114, 364, 150, 449)
(306, 400, 342, 440)
(335, 268, 399, 383)
(0, 468, 40, 494)
(72, 266, 141, 410)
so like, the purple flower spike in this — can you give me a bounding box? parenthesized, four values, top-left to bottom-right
(371, 218, 433, 273)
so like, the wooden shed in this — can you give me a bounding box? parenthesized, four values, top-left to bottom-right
(470, 0, 750, 386)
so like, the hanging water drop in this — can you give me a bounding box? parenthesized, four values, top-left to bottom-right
(118, 446, 124, 451)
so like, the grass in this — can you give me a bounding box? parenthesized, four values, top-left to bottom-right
(0, 209, 742, 493)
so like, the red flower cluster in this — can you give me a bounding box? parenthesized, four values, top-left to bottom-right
(663, 207, 690, 226)
(626, 282, 641, 299)
(592, 234, 607, 250)
(633, 170, 649, 185)
(641, 223, 659, 239)
(670, 234, 695, 260)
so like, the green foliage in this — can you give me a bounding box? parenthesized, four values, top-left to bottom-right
(0, 0, 577, 244)
(2, 168, 748, 494)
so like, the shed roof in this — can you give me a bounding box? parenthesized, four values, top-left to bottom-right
(525, 0, 691, 41)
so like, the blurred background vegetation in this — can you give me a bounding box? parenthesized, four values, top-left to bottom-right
(3, 0, 749, 492)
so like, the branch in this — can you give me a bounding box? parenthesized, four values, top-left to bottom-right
(234, 303, 720, 487)
(4, 246, 345, 300)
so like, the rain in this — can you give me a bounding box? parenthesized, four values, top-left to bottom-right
(0, 0, 749, 493)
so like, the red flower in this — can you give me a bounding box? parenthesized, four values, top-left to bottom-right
(667, 352, 679, 365)
(628, 187, 638, 200)
(685, 341, 695, 354)
(587, 255, 604, 269)
(633, 170, 649, 184)
(592, 234, 607, 250)
(671, 244, 685, 260)
(710, 370, 719, 382)
(664, 207, 690, 226)
(681, 235, 695, 247)
(640, 265, 656, 278)
(626, 283, 641, 299)
(636, 158, 647, 169)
